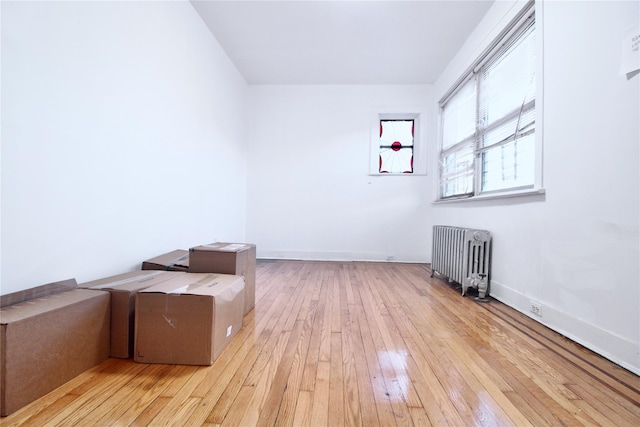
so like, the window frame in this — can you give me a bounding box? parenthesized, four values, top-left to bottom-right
(378, 118, 415, 174)
(370, 108, 427, 176)
(436, 0, 543, 202)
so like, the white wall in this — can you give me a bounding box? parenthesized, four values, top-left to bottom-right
(1, 1, 248, 294)
(432, 0, 640, 374)
(246, 85, 434, 263)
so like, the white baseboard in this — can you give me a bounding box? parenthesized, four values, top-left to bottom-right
(490, 280, 640, 376)
(257, 249, 426, 264)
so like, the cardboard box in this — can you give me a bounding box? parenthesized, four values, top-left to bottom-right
(134, 273, 244, 366)
(188, 242, 256, 315)
(80, 270, 185, 358)
(141, 249, 189, 272)
(0, 279, 110, 416)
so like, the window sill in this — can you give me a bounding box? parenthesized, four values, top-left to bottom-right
(432, 187, 545, 204)
(369, 173, 428, 177)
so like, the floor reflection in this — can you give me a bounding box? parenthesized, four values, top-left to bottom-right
(376, 350, 410, 403)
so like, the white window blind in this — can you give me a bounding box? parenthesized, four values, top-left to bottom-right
(440, 79, 476, 196)
(439, 5, 536, 200)
(442, 78, 476, 151)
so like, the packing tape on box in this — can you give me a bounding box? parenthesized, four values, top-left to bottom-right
(89, 271, 165, 289)
(200, 243, 249, 251)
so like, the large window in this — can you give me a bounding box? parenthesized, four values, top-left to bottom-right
(438, 4, 538, 200)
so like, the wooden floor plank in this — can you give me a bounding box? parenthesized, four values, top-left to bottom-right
(2, 260, 639, 427)
(274, 309, 316, 427)
(291, 389, 313, 427)
(328, 332, 345, 427)
(87, 363, 172, 426)
(141, 365, 208, 426)
(217, 385, 255, 427)
(111, 364, 185, 426)
(308, 361, 331, 427)
(350, 270, 396, 427)
(299, 282, 325, 393)
(214, 329, 291, 425)
(129, 396, 171, 427)
(256, 320, 306, 427)
(33, 359, 148, 426)
(234, 332, 291, 427)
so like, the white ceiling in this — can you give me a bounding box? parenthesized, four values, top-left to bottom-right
(191, 0, 494, 85)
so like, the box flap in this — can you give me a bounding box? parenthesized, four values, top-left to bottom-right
(0, 278, 77, 308)
(142, 250, 189, 268)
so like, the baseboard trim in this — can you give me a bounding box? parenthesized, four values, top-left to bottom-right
(490, 280, 640, 376)
(257, 250, 426, 264)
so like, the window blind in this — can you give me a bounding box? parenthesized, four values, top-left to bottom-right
(478, 20, 536, 193)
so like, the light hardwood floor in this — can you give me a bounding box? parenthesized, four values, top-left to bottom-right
(4, 260, 640, 426)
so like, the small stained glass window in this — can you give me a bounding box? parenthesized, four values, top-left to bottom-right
(379, 119, 414, 173)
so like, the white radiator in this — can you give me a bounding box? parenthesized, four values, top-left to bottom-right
(431, 225, 492, 300)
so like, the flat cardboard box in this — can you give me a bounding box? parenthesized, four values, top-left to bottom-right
(141, 249, 189, 272)
(188, 242, 256, 315)
(0, 280, 110, 416)
(134, 273, 244, 366)
(80, 270, 185, 358)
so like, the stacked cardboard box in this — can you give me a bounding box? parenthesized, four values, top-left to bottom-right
(189, 242, 256, 315)
(80, 270, 185, 358)
(134, 273, 244, 366)
(0, 242, 256, 416)
(0, 279, 110, 416)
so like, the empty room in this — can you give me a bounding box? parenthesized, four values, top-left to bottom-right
(1, 0, 639, 425)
